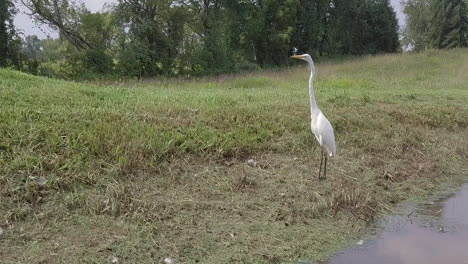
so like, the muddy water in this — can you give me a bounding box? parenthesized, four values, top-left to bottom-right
(321, 184, 468, 264)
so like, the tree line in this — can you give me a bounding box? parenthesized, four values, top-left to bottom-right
(403, 0, 468, 51)
(2, 0, 402, 79)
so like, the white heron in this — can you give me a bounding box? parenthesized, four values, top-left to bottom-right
(291, 54, 336, 180)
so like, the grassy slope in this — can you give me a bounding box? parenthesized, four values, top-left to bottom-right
(1, 49, 467, 263)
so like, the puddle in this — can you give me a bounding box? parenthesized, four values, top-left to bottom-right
(320, 184, 468, 264)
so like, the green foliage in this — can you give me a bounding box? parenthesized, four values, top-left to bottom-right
(402, 0, 432, 51)
(79, 12, 114, 50)
(430, 0, 468, 48)
(322, 0, 400, 55)
(113, 0, 176, 76)
(253, 0, 298, 65)
(292, 0, 329, 57)
(19, 37, 69, 78)
(22, 0, 92, 50)
(0, 0, 19, 68)
(404, 0, 468, 50)
(367, 0, 401, 53)
(40, 38, 65, 61)
(22, 0, 401, 79)
(20, 1, 116, 78)
(23, 35, 41, 60)
(83, 48, 113, 74)
(22, 35, 42, 74)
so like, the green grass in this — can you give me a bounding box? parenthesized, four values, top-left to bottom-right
(1, 49, 468, 263)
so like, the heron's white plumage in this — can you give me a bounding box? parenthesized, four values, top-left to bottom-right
(313, 111, 336, 156)
(292, 53, 336, 157)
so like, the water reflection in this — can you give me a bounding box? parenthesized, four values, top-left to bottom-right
(321, 185, 468, 264)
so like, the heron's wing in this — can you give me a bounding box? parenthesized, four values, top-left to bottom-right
(317, 113, 336, 156)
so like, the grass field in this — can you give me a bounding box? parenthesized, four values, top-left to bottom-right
(1, 49, 468, 263)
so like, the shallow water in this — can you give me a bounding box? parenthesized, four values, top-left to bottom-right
(321, 184, 468, 264)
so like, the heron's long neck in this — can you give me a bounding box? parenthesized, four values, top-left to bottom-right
(307, 61, 319, 115)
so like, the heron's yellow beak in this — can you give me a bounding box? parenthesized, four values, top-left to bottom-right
(290, 54, 304, 59)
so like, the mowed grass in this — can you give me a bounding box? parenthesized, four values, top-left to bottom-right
(1, 49, 468, 263)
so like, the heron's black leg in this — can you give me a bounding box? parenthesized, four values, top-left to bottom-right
(324, 155, 328, 179)
(319, 147, 324, 180)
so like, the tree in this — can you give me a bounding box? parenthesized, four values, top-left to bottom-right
(175, 0, 236, 74)
(301, 0, 400, 56)
(40, 37, 64, 62)
(430, 0, 468, 48)
(404, 0, 468, 51)
(114, 0, 177, 76)
(292, 0, 330, 57)
(366, 0, 400, 53)
(79, 12, 115, 73)
(402, 0, 432, 51)
(0, 0, 17, 67)
(23, 35, 42, 74)
(22, 1, 117, 76)
(21, 0, 93, 51)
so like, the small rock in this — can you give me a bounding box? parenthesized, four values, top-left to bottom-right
(247, 159, 257, 167)
(0, 227, 4, 236)
(356, 240, 364, 245)
(37, 176, 47, 186)
(164, 257, 175, 264)
(111, 256, 119, 264)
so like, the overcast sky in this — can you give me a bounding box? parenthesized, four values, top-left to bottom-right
(14, 0, 406, 39)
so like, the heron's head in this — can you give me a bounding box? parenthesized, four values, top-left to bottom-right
(290, 54, 312, 62)
(291, 53, 316, 74)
